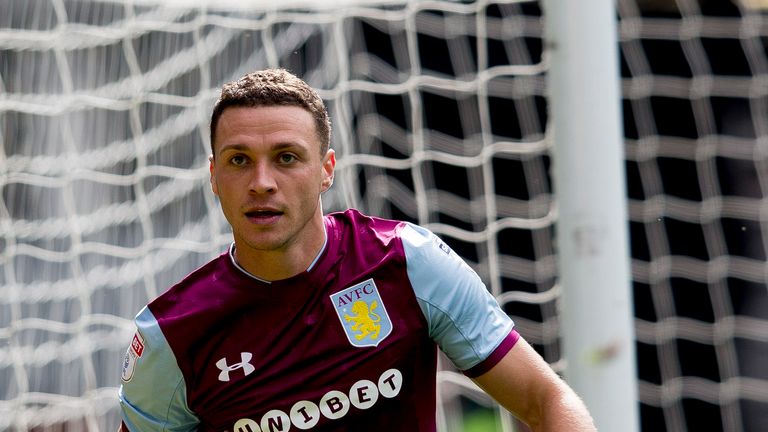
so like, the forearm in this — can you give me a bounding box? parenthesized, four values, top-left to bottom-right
(530, 387, 596, 432)
(483, 373, 595, 432)
(472, 338, 596, 432)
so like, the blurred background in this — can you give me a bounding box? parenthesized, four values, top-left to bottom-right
(1, 0, 767, 430)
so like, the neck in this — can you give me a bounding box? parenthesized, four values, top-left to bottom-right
(232, 218, 327, 282)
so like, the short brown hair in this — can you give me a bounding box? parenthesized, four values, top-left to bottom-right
(209, 69, 331, 156)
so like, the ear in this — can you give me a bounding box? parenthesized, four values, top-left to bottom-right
(209, 154, 218, 195)
(321, 149, 336, 192)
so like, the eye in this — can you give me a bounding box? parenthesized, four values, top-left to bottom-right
(278, 153, 298, 164)
(230, 155, 248, 166)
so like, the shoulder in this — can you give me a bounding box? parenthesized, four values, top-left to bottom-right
(325, 208, 405, 237)
(398, 222, 474, 278)
(324, 210, 457, 268)
(144, 250, 251, 356)
(324, 209, 409, 257)
(148, 251, 233, 318)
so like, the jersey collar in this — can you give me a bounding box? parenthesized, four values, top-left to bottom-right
(227, 227, 329, 284)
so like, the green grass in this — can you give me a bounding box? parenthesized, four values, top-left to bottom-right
(462, 410, 499, 432)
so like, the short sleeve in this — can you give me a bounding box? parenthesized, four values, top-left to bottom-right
(118, 307, 199, 431)
(400, 223, 517, 373)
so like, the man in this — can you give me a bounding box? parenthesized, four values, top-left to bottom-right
(118, 68, 596, 431)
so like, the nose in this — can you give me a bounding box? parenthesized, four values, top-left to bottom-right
(248, 161, 277, 194)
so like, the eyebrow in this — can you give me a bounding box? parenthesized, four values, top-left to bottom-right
(217, 142, 307, 154)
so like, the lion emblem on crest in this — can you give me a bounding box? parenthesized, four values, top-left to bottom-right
(344, 300, 382, 340)
(331, 279, 393, 347)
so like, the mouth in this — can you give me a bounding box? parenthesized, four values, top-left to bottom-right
(244, 208, 284, 224)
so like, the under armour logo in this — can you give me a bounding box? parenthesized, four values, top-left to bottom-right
(216, 352, 255, 382)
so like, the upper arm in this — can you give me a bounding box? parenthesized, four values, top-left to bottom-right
(400, 223, 515, 371)
(472, 337, 596, 431)
(398, 223, 596, 430)
(118, 307, 199, 431)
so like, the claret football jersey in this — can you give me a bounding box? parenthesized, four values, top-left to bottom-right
(119, 209, 518, 431)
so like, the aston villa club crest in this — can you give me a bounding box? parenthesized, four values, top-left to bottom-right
(330, 279, 393, 348)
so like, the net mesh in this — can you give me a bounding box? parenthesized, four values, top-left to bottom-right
(0, 0, 766, 431)
(620, 1, 768, 431)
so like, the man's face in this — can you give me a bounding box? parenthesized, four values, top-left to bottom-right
(209, 105, 335, 258)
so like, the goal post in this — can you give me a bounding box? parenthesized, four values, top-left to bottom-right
(543, 0, 640, 430)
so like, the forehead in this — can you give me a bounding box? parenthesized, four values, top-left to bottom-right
(214, 105, 318, 150)
(218, 105, 314, 131)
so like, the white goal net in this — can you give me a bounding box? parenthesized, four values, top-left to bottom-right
(619, 1, 768, 431)
(0, 0, 766, 431)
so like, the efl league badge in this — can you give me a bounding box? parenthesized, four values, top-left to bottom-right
(330, 279, 393, 348)
(121, 331, 144, 382)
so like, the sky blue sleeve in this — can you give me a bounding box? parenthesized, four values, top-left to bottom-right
(401, 223, 516, 371)
(118, 306, 199, 431)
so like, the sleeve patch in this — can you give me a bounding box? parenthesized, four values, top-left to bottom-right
(121, 332, 144, 382)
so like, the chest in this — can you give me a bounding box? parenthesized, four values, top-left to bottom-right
(177, 275, 433, 431)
